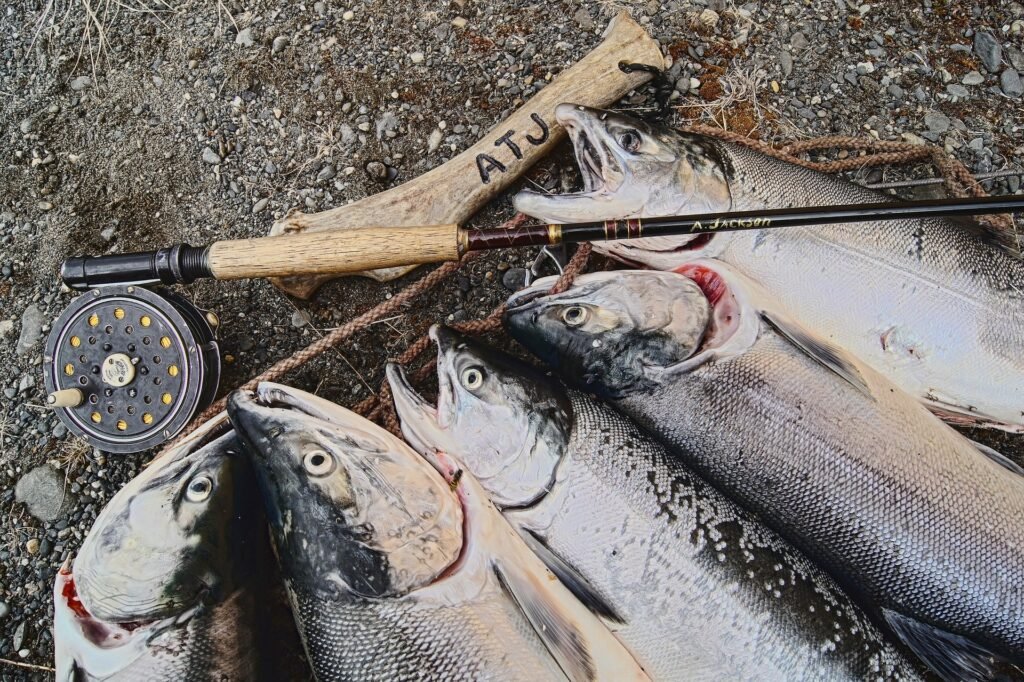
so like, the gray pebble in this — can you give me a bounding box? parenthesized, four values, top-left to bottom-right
(0, 319, 13, 338)
(961, 71, 985, 86)
(100, 226, 116, 241)
(1001, 69, 1023, 98)
(316, 164, 336, 181)
(1008, 46, 1024, 72)
(0, 601, 8, 620)
(291, 310, 311, 328)
(779, 50, 793, 77)
(19, 118, 32, 134)
(235, 27, 255, 47)
(973, 31, 1002, 72)
(12, 621, 25, 650)
(201, 147, 222, 165)
(573, 8, 594, 31)
(790, 31, 809, 50)
(272, 35, 289, 55)
(70, 76, 91, 91)
(16, 303, 44, 356)
(252, 197, 269, 214)
(925, 109, 946, 132)
(502, 267, 528, 291)
(365, 161, 388, 181)
(15, 466, 66, 522)
(946, 84, 970, 98)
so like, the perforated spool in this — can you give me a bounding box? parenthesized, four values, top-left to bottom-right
(43, 286, 220, 453)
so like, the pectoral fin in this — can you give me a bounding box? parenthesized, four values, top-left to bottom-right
(493, 559, 596, 681)
(968, 439, 1024, 477)
(492, 557, 648, 682)
(761, 310, 872, 398)
(882, 609, 1024, 682)
(519, 528, 624, 624)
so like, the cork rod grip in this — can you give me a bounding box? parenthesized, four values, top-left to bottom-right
(206, 224, 462, 280)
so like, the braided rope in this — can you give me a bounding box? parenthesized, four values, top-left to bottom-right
(157, 126, 1007, 457)
(683, 124, 1015, 231)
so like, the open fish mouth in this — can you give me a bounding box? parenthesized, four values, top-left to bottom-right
(571, 122, 606, 193)
(55, 560, 203, 650)
(384, 325, 460, 462)
(513, 104, 629, 222)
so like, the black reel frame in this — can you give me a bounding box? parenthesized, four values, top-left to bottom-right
(43, 285, 220, 454)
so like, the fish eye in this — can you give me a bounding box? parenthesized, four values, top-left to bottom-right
(303, 449, 335, 477)
(460, 366, 485, 390)
(617, 129, 641, 153)
(562, 305, 589, 327)
(185, 475, 213, 503)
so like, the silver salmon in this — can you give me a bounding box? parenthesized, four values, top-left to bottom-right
(513, 103, 1024, 432)
(387, 325, 922, 681)
(505, 262, 1024, 681)
(55, 420, 278, 681)
(227, 383, 650, 682)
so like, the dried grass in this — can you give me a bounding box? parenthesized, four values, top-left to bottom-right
(29, 0, 179, 88)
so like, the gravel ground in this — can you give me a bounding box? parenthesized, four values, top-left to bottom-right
(1, 0, 1022, 676)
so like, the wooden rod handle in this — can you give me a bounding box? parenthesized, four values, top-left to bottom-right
(207, 224, 461, 280)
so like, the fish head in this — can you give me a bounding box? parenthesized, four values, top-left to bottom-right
(227, 384, 463, 601)
(71, 424, 257, 624)
(513, 104, 734, 268)
(505, 270, 712, 398)
(386, 326, 572, 508)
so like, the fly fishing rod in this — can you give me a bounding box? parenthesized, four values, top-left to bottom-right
(45, 192, 1023, 454)
(61, 193, 1023, 290)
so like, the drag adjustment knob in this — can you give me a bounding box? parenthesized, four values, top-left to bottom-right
(101, 353, 136, 388)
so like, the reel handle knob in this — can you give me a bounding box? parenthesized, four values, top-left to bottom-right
(47, 388, 84, 408)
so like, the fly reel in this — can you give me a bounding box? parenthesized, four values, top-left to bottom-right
(43, 286, 220, 454)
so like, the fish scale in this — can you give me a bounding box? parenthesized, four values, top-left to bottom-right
(507, 389, 920, 681)
(291, 592, 565, 681)
(617, 328, 1024, 662)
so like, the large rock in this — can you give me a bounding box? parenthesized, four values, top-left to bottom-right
(16, 304, 44, 356)
(973, 31, 1003, 72)
(15, 466, 67, 522)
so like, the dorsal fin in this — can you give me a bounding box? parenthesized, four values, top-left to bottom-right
(519, 528, 624, 624)
(760, 310, 873, 398)
(882, 609, 1024, 682)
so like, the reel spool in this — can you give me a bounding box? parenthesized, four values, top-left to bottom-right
(43, 286, 220, 454)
